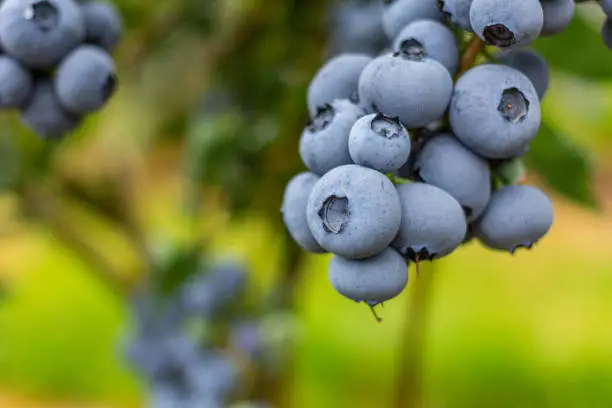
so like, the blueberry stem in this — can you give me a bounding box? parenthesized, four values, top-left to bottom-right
(394, 261, 436, 408)
(455, 35, 485, 80)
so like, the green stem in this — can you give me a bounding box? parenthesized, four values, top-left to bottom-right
(395, 261, 437, 408)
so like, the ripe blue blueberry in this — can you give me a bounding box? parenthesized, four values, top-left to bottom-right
(358, 49, 452, 129)
(539, 0, 574, 36)
(307, 53, 372, 117)
(328, 247, 408, 306)
(281, 172, 326, 253)
(469, 0, 543, 48)
(602, 0, 612, 17)
(20, 79, 81, 139)
(79, 0, 122, 52)
(0, 55, 33, 108)
(438, 0, 473, 30)
(497, 49, 549, 100)
(392, 19, 460, 74)
(54, 44, 117, 114)
(348, 113, 411, 174)
(0, 0, 85, 69)
(328, 1, 387, 56)
(449, 64, 541, 159)
(603, 19, 612, 50)
(474, 185, 554, 253)
(413, 134, 491, 221)
(382, 0, 445, 40)
(299, 99, 364, 176)
(307, 164, 401, 259)
(392, 182, 467, 261)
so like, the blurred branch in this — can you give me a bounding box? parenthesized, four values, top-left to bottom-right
(20, 185, 129, 299)
(395, 262, 436, 408)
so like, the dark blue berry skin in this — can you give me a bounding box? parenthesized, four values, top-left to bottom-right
(414, 134, 491, 221)
(54, 44, 117, 114)
(358, 52, 452, 129)
(307, 53, 372, 117)
(497, 49, 549, 100)
(603, 20, 612, 50)
(392, 182, 467, 261)
(348, 113, 411, 174)
(0, 55, 33, 108)
(299, 99, 364, 176)
(328, 247, 408, 306)
(281, 172, 327, 253)
(439, 0, 473, 31)
(474, 185, 554, 253)
(306, 164, 402, 259)
(20, 79, 81, 139)
(449, 64, 541, 159)
(328, 1, 387, 56)
(540, 0, 574, 36)
(603, 0, 612, 17)
(0, 0, 85, 70)
(80, 0, 122, 52)
(469, 0, 543, 48)
(392, 19, 460, 75)
(382, 0, 445, 40)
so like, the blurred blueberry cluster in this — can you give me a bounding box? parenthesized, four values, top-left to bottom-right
(120, 258, 294, 408)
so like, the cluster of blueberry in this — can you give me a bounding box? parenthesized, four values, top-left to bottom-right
(0, 0, 121, 139)
(281, 0, 567, 310)
(601, 0, 612, 48)
(123, 259, 275, 408)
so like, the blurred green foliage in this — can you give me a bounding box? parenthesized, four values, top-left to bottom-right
(0, 0, 611, 408)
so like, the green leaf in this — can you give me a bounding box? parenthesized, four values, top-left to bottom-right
(533, 13, 612, 80)
(156, 243, 205, 296)
(524, 121, 597, 207)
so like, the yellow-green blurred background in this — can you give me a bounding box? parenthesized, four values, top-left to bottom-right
(1, 0, 612, 407)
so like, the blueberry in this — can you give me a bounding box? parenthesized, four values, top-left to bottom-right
(348, 113, 411, 173)
(0, 0, 85, 69)
(179, 259, 247, 316)
(0, 55, 33, 108)
(603, 19, 612, 50)
(392, 182, 467, 261)
(307, 53, 372, 117)
(79, 0, 122, 52)
(414, 134, 491, 221)
(474, 185, 554, 253)
(358, 51, 452, 129)
(497, 49, 549, 100)
(328, 2, 387, 56)
(449, 64, 541, 159)
(469, 0, 543, 48)
(20, 79, 81, 139)
(602, 0, 612, 17)
(187, 353, 238, 399)
(392, 19, 460, 74)
(281, 172, 327, 253)
(382, 0, 445, 39)
(539, 0, 574, 36)
(54, 44, 117, 114)
(328, 247, 408, 306)
(438, 0, 473, 30)
(307, 164, 402, 259)
(299, 99, 364, 176)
